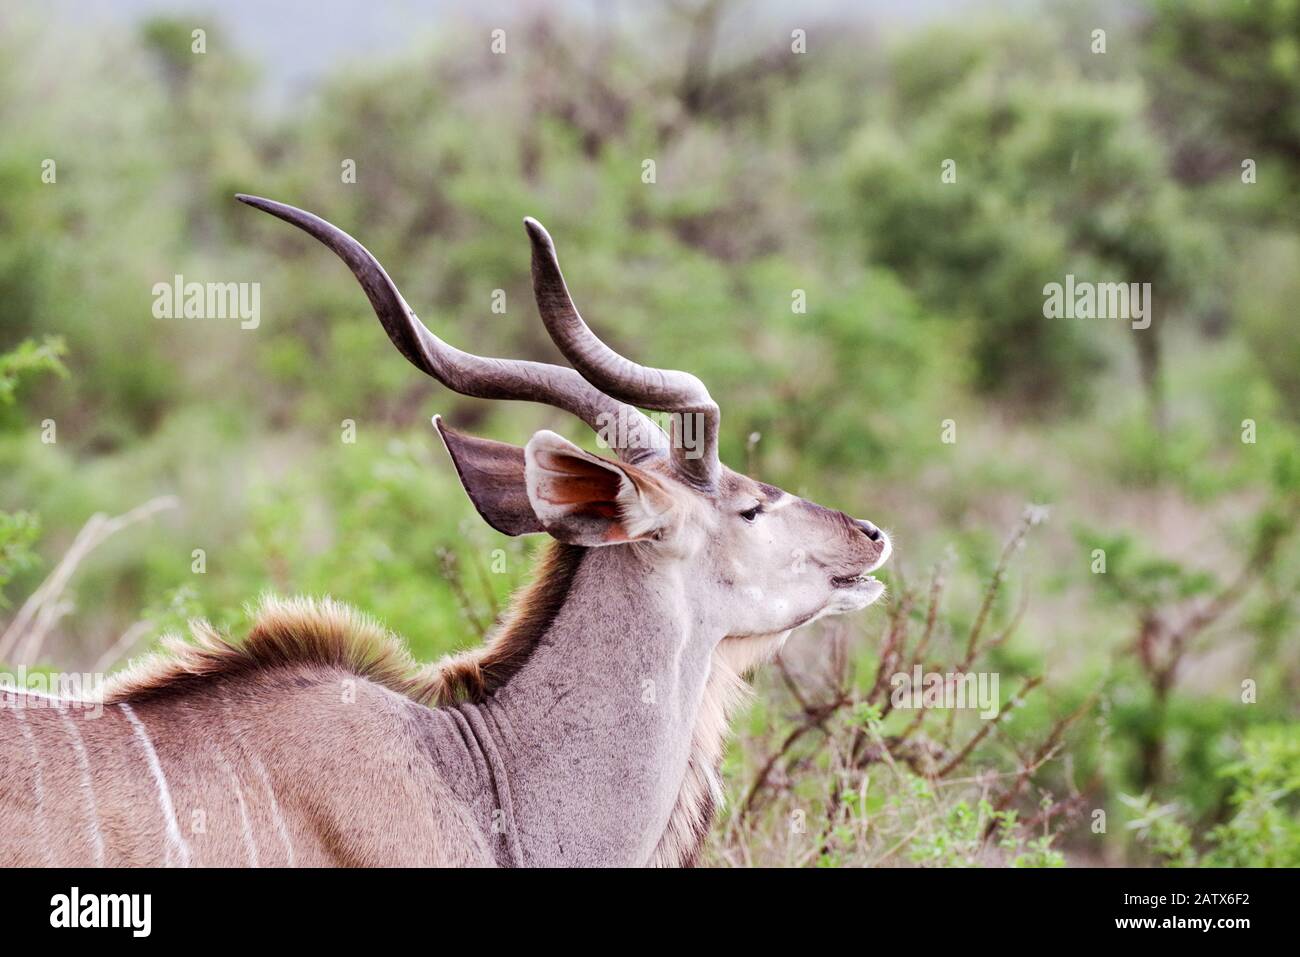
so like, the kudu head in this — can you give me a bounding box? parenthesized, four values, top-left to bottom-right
(237, 195, 890, 643)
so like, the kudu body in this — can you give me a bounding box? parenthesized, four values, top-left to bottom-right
(0, 198, 890, 866)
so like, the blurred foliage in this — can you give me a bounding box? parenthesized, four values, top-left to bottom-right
(845, 19, 1217, 416)
(1145, 0, 1300, 207)
(0, 0, 1297, 865)
(1125, 724, 1300, 867)
(0, 337, 64, 606)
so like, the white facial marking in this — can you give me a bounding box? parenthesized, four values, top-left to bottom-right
(119, 702, 192, 867)
(57, 704, 106, 867)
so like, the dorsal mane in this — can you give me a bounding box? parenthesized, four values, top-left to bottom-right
(103, 596, 443, 706)
(102, 543, 585, 707)
(427, 541, 585, 703)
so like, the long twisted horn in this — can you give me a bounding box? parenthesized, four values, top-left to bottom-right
(236, 195, 665, 462)
(524, 217, 720, 487)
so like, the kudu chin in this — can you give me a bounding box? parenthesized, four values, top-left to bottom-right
(0, 197, 891, 867)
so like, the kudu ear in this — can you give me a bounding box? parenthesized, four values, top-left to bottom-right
(523, 430, 676, 546)
(434, 416, 545, 536)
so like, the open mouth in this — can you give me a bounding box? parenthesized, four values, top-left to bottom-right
(831, 573, 877, 588)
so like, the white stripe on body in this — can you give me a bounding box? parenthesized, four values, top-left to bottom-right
(219, 695, 295, 866)
(212, 746, 260, 867)
(13, 708, 54, 865)
(118, 702, 192, 867)
(250, 756, 295, 866)
(56, 704, 106, 867)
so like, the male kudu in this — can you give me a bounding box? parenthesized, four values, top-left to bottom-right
(0, 197, 890, 866)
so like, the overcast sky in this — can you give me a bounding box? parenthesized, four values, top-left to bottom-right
(37, 0, 987, 105)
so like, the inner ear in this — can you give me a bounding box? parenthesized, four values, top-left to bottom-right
(530, 449, 625, 517)
(524, 430, 675, 546)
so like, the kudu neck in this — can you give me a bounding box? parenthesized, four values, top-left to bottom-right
(450, 541, 722, 866)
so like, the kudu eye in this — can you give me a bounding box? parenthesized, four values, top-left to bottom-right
(739, 504, 762, 523)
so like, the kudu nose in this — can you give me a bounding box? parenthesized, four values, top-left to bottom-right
(855, 518, 882, 541)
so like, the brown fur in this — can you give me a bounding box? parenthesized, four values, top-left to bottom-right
(104, 598, 443, 706)
(94, 541, 731, 867)
(105, 542, 586, 710)
(4, 200, 892, 867)
(424, 541, 585, 702)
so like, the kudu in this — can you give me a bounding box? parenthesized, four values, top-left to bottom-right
(0, 196, 891, 867)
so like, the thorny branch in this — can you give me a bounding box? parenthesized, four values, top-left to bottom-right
(736, 508, 1094, 857)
